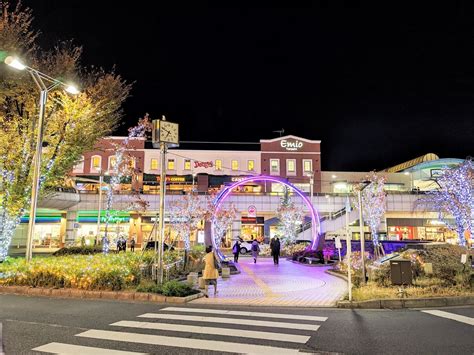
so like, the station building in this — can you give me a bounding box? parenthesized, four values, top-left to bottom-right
(9, 134, 467, 254)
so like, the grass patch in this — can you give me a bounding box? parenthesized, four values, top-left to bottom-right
(350, 281, 474, 301)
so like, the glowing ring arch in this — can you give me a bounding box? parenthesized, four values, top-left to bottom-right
(211, 175, 321, 260)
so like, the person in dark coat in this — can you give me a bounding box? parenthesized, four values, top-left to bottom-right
(251, 238, 260, 264)
(130, 237, 135, 252)
(270, 236, 281, 265)
(232, 238, 241, 263)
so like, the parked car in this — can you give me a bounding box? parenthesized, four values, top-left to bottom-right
(238, 240, 264, 254)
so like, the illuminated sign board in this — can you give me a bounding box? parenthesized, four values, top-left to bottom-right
(194, 161, 213, 169)
(280, 139, 304, 151)
(156, 176, 186, 183)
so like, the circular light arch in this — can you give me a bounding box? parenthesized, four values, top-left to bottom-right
(211, 175, 321, 260)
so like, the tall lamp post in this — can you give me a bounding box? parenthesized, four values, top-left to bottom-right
(4, 56, 79, 262)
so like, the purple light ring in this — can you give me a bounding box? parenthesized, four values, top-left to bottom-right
(211, 175, 321, 259)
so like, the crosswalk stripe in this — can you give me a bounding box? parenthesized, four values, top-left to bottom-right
(421, 310, 474, 326)
(161, 307, 328, 322)
(77, 329, 301, 354)
(138, 313, 320, 331)
(111, 320, 311, 343)
(32, 342, 147, 354)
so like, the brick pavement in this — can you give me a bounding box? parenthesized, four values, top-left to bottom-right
(192, 256, 347, 307)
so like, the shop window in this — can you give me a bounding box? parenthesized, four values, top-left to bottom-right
(184, 159, 191, 170)
(215, 160, 222, 170)
(287, 159, 296, 174)
(231, 160, 239, 171)
(270, 159, 280, 175)
(151, 158, 159, 170)
(108, 156, 117, 171)
(167, 159, 175, 170)
(247, 160, 255, 171)
(303, 159, 312, 173)
(91, 155, 101, 172)
(73, 156, 84, 173)
(128, 158, 136, 169)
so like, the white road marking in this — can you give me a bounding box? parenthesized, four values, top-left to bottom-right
(161, 307, 328, 322)
(137, 313, 320, 331)
(421, 310, 474, 326)
(111, 320, 311, 343)
(32, 342, 147, 354)
(77, 329, 301, 354)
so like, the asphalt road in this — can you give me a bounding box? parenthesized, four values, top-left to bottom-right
(0, 294, 472, 354)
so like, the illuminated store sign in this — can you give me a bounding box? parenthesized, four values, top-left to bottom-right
(194, 161, 213, 169)
(280, 139, 303, 151)
(156, 176, 186, 183)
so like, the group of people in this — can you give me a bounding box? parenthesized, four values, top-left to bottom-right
(115, 237, 135, 252)
(231, 236, 281, 265)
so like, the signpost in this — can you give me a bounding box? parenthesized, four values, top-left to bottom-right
(335, 235, 342, 262)
(345, 197, 352, 302)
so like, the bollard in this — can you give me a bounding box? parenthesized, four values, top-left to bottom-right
(221, 267, 230, 279)
(187, 272, 198, 286)
(198, 277, 206, 289)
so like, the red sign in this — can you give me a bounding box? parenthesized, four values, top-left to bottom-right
(194, 161, 213, 169)
(248, 205, 257, 218)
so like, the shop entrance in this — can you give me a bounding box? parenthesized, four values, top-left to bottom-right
(211, 175, 321, 260)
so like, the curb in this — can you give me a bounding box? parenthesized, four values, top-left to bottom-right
(0, 286, 204, 304)
(325, 269, 348, 281)
(337, 295, 474, 309)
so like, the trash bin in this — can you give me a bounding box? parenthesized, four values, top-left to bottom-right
(390, 257, 412, 285)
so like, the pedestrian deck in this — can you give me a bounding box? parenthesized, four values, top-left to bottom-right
(192, 256, 347, 307)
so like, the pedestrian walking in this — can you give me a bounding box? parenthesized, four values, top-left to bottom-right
(130, 237, 135, 252)
(116, 238, 121, 253)
(251, 238, 260, 264)
(270, 236, 281, 265)
(121, 237, 127, 252)
(202, 245, 219, 296)
(232, 238, 241, 263)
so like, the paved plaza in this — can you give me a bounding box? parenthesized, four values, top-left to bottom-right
(192, 256, 348, 307)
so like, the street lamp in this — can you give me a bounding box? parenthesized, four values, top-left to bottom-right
(4, 56, 80, 262)
(192, 172, 197, 192)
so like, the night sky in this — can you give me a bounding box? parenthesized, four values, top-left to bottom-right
(22, 1, 474, 171)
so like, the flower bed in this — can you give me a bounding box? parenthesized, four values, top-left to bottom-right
(0, 252, 156, 291)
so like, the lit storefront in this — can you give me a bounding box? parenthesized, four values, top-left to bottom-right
(12, 209, 64, 249)
(386, 218, 457, 243)
(76, 210, 131, 244)
(241, 216, 265, 242)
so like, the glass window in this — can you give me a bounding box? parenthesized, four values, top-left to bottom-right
(270, 159, 279, 173)
(231, 160, 239, 171)
(167, 159, 175, 170)
(107, 156, 117, 171)
(128, 158, 135, 169)
(73, 156, 84, 172)
(248, 160, 255, 171)
(184, 160, 191, 170)
(151, 158, 159, 170)
(303, 159, 312, 173)
(91, 156, 101, 171)
(287, 159, 296, 173)
(215, 160, 222, 170)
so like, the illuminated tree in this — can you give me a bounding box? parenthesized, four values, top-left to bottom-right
(353, 172, 386, 259)
(169, 192, 206, 251)
(205, 195, 237, 249)
(0, 2, 131, 260)
(102, 116, 151, 253)
(276, 186, 305, 244)
(417, 159, 474, 246)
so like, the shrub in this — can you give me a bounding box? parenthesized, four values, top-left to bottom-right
(371, 262, 391, 287)
(136, 281, 163, 294)
(161, 280, 199, 297)
(53, 246, 102, 256)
